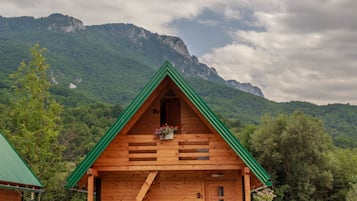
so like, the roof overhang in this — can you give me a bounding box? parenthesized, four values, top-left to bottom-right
(0, 183, 44, 193)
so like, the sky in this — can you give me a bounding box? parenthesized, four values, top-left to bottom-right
(1, 0, 357, 105)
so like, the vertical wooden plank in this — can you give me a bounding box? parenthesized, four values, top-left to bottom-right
(135, 171, 158, 201)
(244, 167, 251, 201)
(235, 171, 243, 201)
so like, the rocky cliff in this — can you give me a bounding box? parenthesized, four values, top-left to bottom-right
(47, 13, 85, 32)
(92, 22, 264, 97)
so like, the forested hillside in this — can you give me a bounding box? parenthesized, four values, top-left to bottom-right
(0, 13, 357, 147)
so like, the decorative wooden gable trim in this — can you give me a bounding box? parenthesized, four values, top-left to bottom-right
(65, 61, 271, 188)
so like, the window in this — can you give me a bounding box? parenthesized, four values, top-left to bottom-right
(218, 186, 224, 196)
(160, 89, 180, 132)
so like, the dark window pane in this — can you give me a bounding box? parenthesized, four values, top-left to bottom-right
(218, 186, 224, 196)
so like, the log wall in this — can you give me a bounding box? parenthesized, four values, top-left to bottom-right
(93, 133, 244, 170)
(100, 170, 243, 201)
(0, 189, 21, 201)
(94, 93, 244, 170)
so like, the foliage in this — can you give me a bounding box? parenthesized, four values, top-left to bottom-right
(251, 112, 333, 201)
(329, 148, 357, 201)
(3, 44, 65, 200)
(189, 79, 357, 148)
(248, 111, 356, 201)
(233, 124, 256, 151)
(347, 184, 357, 201)
(61, 102, 122, 161)
(49, 85, 99, 107)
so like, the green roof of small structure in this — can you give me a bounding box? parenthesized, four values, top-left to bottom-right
(0, 132, 42, 188)
(66, 61, 271, 188)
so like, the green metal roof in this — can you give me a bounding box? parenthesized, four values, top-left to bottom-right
(0, 132, 42, 188)
(66, 61, 271, 188)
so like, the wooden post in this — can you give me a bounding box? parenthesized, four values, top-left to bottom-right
(244, 167, 251, 201)
(87, 168, 98, 201)
(88, 174, 94, 201)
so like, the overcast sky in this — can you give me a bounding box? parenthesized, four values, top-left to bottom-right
(1, 0, 356, 105)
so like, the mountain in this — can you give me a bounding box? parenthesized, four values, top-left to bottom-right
(0, 13, 263, 98)
(0, 13, 356, 147)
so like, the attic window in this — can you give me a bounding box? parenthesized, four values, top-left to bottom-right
(160, 89, 181, 131)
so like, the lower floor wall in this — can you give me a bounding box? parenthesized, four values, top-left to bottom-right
(99, 170, 244, 201)
(0, 188, 21, 201)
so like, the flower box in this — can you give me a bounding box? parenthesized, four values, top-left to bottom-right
(160, 131, 174, 140)
(155, 124, 177, 140)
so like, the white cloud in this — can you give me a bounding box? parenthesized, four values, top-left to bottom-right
(201, 0, 357, 105)
(197, 19, 219, 26)
(0, 0, 227, 35)
(223, 7, 242, 20)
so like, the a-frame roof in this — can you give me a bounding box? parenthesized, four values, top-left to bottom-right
(66, 61, 271, 188)
(0, 132, 42, 190)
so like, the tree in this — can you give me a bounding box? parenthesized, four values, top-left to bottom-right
(235, 124, 257, 151)
(5, 44, 64, 200)
(251, 111, 335, 201)
(330, 148, 357, 201)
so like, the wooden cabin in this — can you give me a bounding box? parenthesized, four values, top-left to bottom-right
(0, 132, 43, 201)
(66, 62, 271, 201)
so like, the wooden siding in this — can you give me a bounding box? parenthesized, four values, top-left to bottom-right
(128, 85, 211, 135)
(93, 133, 244, 170)
(99, 170, 243, 201)
(93, 84, 244, 170)
(0, 189, 21, 201)
(179, 99, 211, 134)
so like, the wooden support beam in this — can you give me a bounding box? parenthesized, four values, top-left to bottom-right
(87, 168, 97, 201)
(87, 174, 94, 201)
(135, 171, 158, 201)
(244, 167, 251, 201)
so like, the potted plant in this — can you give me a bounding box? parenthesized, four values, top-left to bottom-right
(155, 123, 178, 140)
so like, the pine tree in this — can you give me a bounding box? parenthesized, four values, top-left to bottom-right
(6, 44, 64, 200)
